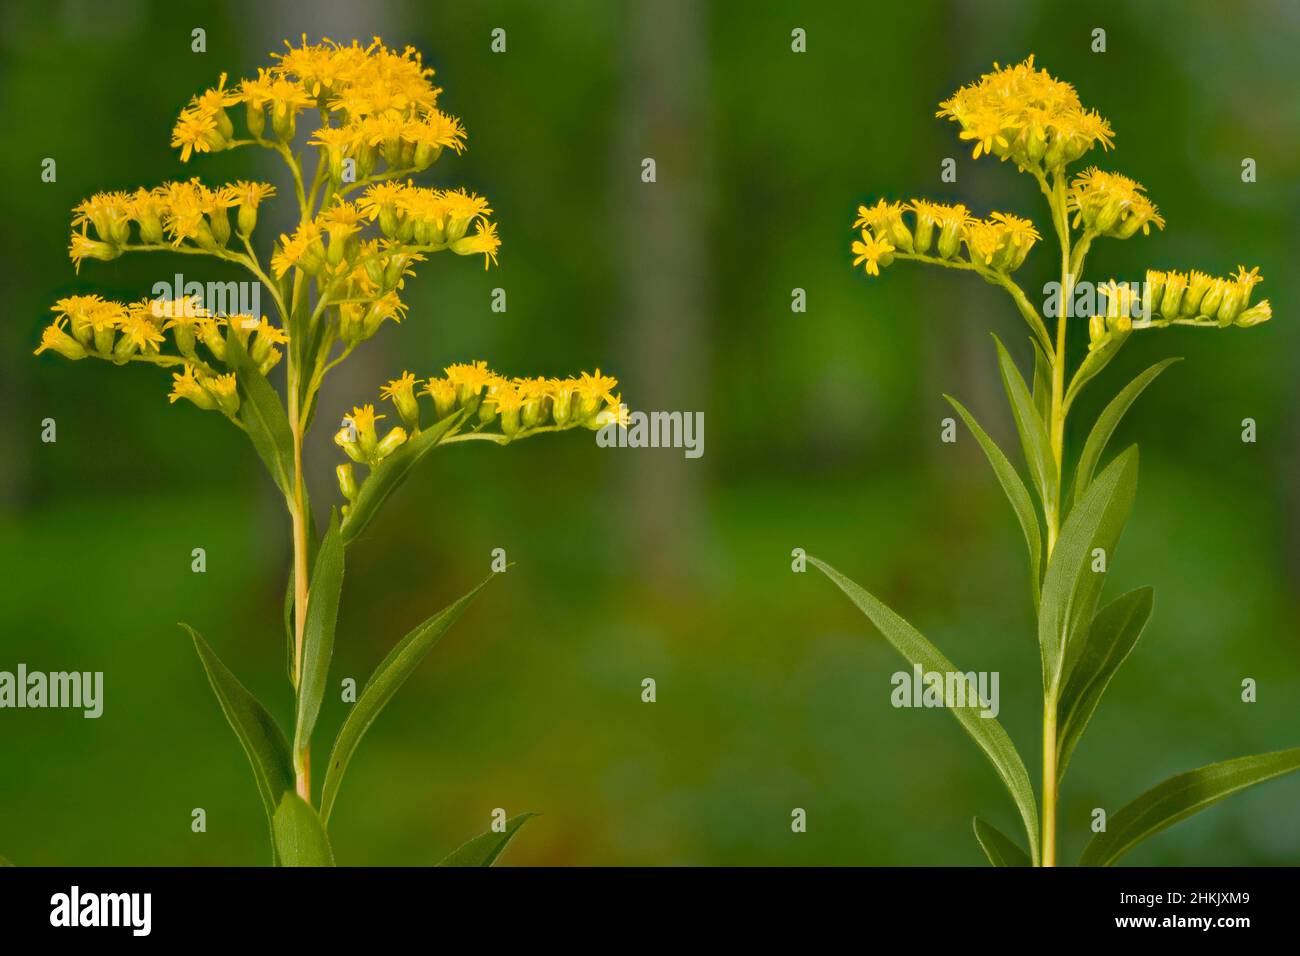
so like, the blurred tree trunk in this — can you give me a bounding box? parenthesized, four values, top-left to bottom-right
(613, 0, 711, 588)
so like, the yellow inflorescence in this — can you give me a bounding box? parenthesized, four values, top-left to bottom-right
(937, 55, 1113, 168)
(35, 293, 289, 415)
(67, 180, 276, 270)
(1068, 168, 1164, 239)
(1144, 266, 1268, 328)
(39, 36, 510, 422)
(334, 363, 624, 501)
(851, 198, 1038, 276)
(172, 38, 461, 170)
(1089, 266, 1270, 351)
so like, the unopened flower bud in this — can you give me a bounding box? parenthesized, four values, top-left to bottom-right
(374, 426, 407, 460)
(245, 102, 266, 139)
(336, 463, 358, 500)
(334, 426, 366, 463)
(1235, 299, 1271, 328)
(237, 204, 259, 238)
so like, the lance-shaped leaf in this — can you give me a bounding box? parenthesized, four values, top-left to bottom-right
(293, 512, 345, 770)
(993, 335, 1057, 519)
(1056, 587, 1153, 782)
(183, 623, 293, 856)
(320, 573, 498, 825)
(1038, 447, 1138, 696)
(1068, 359, 1178, 514)
(810, 556, 1040, 864)
(437, 812, 536, 867)
(1030, 339, 1052, 426)
(1063, 329, 1128, 414)
(225, 326, 295, 501)
(273, 792, 336, 867)
(340, 409, 468, 545)
(1079, 749, 1300, 867)
(972, 817, 1031, 867)
(945, 394, 1042, 606)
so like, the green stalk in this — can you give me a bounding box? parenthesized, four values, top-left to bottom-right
(288, 360, 312, 802)
(1039, 168, 1078, 867)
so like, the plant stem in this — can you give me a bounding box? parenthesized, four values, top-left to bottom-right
(1040, 169, 1074, 866)
(1041, 699, 1058, 866)
(288, 359, 312, 802)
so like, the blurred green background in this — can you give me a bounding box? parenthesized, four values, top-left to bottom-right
(2, 0, 1298, 866)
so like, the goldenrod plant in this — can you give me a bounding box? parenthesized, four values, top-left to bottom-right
(33, 37, 623, 865)
(819, 57, 1297, 867)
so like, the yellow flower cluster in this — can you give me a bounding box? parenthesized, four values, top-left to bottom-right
(937, 56, 1113, 169)
(35, 293, 289, 413)
(356, 182, 500, 267)
(335, 363, 624, 501)
(852, 199, 1039, 276)
(67, 180, 276, 271)
(1145, 266, 1269, 328)
(172, 37, 464, 182)
(1088, 266, 1270, 350)
(1068, 168, 1164, 239)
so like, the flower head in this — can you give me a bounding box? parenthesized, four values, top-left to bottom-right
(1069, 168, 1165, 238)
(937, 56, 1113, 169)
(851, 231, 894, 276)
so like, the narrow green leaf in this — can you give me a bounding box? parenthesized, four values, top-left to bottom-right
(340, 409, 468, 545)
(273, 792, 336, 867)
(972, 817, 1031, 867)
(945, 395, 1042, 606)
(993, 335, 1057, 518)
(436, 812, 536, 867)
(1038, 447, 1138, 695)
(320, 573, 498, 825)
(183, 623, 293, 855)
(810, 556, 1040, 864)
(1030, 340, 1052, 427)
(1057, 587, 1153, 782)
(1079, 749, 1300, 867)
(293, 511, 345, 769)
(225, 327, 295, 500)
(1068, 359, 1179, 513)
(1063, 331, 1128, 414)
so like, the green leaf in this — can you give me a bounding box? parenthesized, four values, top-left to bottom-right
(993, 335, 1057, 518)
(183, 623, 293, 855)
(945, 395, 1042, 606)
(225, 327, 295, 500)
(1079, 748, 1300, 867)
(1031, 340, 1052, 426)
(810, 556, 1040, 864)
(972, 817, 1031, 867)
(1063, 330, 1131, 414)
(272, 792, 336, 867)
(436, 812, 536, 867)
(0, 855, 13, 866)
(1068, 359, 1179, 514)
(320, 573, 498, 825)
(340, 409, 468, 545)
(293, 511, 345, 770)
(1038, 447, 1138, 696)
(1056, 587, 1153, 782)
